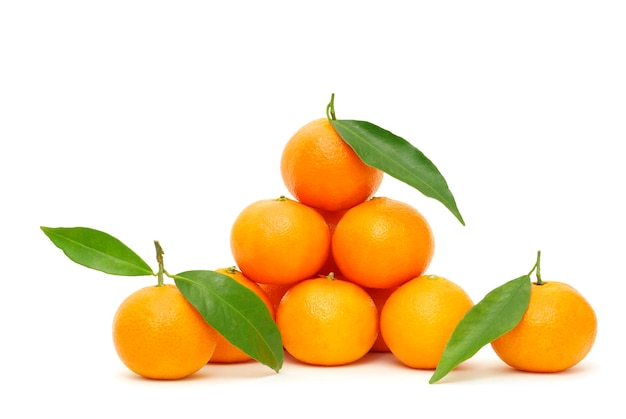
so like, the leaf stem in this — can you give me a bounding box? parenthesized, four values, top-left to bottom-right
(154, 240, 166, 286)
(326, 93, 337, 121)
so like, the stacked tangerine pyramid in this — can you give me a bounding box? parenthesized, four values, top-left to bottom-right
(226, 117, 470, 368)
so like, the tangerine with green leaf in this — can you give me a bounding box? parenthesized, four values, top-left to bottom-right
(491, 276, 597, 373)
(113, 284, 218, 380)
(42, 227, 285, 376)
(325, 94, 465, 225)
(209, 267, 275, 364)
(280, 118, 383, 212)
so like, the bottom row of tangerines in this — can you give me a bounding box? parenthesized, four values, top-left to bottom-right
(112, 266, 596, 381)
(113, 269, 469, 380)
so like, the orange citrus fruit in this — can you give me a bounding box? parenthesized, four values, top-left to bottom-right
(365, 287, 397, 352)
(332, 197, 435, 289)
(491, 281, 597, 373)
(380, 275, 473, 369)
(314, 208, 346, 277)
(112, 284, 218, 380)
(280, 118, 383, 212)
(209, 267, 275, 364)
(276, 274, 378, 366)
(257, 282, 293, 315)
(230, 196, 331, 285)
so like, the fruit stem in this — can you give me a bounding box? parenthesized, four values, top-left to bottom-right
(535, 250, 544, 285)
(527, 250, 545, 285)
(326, 93, 337, 121)
(154, 240, 166, 287)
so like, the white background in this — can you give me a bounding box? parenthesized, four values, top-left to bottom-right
(1, 1, 624, 417)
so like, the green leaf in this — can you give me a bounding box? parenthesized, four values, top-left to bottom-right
(330, 119, 465, 226)
(429, 274, 531, 383)
(173, 270, 284, 373)
(41, 226, 154, 276)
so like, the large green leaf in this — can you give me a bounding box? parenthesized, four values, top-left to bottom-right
(330, 119, 465, 225)
(429, 275, 531, 383)
(41, 226, 154, 276)
(173, 270, 284, 373)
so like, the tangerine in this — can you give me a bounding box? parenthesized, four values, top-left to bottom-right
(257, 282, 293, 314)
(230, 196, 330, 285)
(332, 197, 434, 289)
(314, 208, 346, 277)
(365, 286, 397, 352)
(112, 284, 218, 380)
(276, 274, 378, 366)
(491, 280, 597, 373)
(280, 118, 383, 212)
(380, 275, 473, 369)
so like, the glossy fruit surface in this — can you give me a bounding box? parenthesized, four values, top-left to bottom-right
(381, 275, 473, 369)
(276, 275, 378, 366)
(113, 284, 218, 380)
(491, 281, 597, 372)
(230, 197, 330, 285)
(280, 118, 383, 212)
(332, 197, 434, 289)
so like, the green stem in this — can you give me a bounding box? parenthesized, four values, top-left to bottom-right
(154, 240, 165, 286)
(535, 250, 544, 285)
(326, 93, 337, 121)
(527, 250, 545, 285)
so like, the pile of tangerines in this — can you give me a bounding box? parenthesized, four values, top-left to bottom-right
(224, 117, 596, 370)
(112, 116, 597, 380)
(227, 116, 459, 368)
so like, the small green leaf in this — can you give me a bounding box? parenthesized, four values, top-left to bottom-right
(429, 274, 531, 383)
(41, 226, 154, 276)
(330, 119, 465, 225)
(173, 270, 284, 373)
